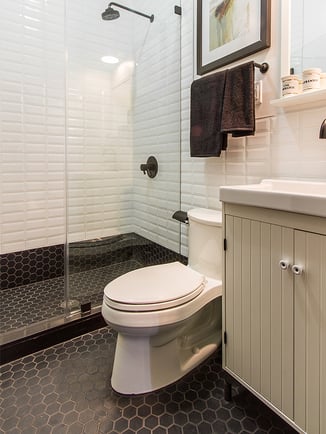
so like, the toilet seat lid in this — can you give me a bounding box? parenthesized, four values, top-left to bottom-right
(104, 262, 206, 311)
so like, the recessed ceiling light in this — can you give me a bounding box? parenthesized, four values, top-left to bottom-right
(101, 55, 119, 64)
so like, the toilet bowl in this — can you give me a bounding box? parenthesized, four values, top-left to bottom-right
(101, 208, 223, 395)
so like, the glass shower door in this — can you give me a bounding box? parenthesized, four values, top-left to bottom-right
(0, 0, 181, 349)
(65, 0, 182, 314)
(0, 0, 67, 345)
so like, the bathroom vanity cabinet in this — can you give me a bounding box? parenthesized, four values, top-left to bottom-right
(222, 204, 326, 434)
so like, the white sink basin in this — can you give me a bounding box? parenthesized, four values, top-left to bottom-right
(220, 179, 326, 218)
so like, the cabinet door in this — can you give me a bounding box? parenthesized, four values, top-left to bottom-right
(224, 216, 294, 419)
(294, 230, 326, 434)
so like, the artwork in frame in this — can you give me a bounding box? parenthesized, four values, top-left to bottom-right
(197, 0, 271, 75)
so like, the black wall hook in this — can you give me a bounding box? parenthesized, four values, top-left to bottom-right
(254, 62, 269, 73)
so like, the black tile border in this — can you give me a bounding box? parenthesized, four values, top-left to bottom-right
(1, 233, 185, 290)
(0, 312, 106, 365)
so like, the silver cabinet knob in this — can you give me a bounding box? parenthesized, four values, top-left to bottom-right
(279, 260, 290, 270)
(292, 265, 303, 275)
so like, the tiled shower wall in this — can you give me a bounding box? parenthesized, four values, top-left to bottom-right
(67, 0, 181, 251)
(132, 0, 181, 253)
(0, 0, 181, 255)
(65, 0, 135, 243)
(0, 0, 66, 254)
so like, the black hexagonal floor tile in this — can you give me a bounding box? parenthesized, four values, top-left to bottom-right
(0, 327, 298, 434)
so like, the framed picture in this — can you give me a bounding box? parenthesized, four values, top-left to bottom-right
(197, 0, 271, 75)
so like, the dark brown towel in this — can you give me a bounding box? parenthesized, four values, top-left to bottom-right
(221, 61, 255, 137)
(190, 70, 227, 157)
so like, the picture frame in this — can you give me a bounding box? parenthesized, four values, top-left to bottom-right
(197, 0, 271, 75)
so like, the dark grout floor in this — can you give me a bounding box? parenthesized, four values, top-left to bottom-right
(0, 260, 142, 334)
(0, 327, 298, 434)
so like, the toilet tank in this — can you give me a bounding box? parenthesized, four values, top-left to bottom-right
(187, 208, 222, 280)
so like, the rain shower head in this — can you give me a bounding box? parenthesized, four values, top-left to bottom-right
(102, 6, 120, 20)
(101, 2, 154, 22)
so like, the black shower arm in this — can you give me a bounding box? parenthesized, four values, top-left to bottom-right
(108, 2, 154, 22)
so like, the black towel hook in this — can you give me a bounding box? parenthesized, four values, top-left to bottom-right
(254, 62, 269, 73)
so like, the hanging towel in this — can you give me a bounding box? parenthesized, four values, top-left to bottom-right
(190, 70, 227, 157)
(221, 61, 255, 137)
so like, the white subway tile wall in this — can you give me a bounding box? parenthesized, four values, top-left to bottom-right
(0, 0, 66, 254)
(180, 0, 326, 256)
(132, 1, 181, 253)
(1, 0, 326, 257)
(0, 0, 181, 254)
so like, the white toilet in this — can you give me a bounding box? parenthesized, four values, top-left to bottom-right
(101, 208, 223, 394)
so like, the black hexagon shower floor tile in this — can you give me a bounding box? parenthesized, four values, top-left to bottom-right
(0, 327, 297, 434)
(0, 260, 142, 334)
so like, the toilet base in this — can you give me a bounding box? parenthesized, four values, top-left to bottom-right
(110, 300, 222, 394)
(111, 333, 220, 395)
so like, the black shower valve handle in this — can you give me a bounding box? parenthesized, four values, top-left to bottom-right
(140, 163, 155, 175)
(139, 156, 158, 178)
(140, 163, 151, 174)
